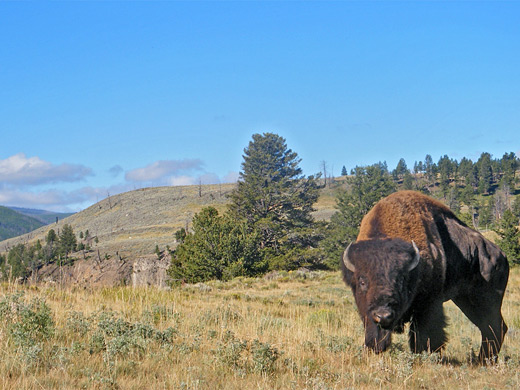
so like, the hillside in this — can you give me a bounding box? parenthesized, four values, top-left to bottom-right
(0, 184, 229, 258)
(0, 183, 337, 259)
(0, 183, 337, 286)
(0, 206, 45, 241)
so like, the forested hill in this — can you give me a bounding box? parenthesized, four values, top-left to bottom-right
(8, 207, 74, 225)
(0, 206, 45, 241)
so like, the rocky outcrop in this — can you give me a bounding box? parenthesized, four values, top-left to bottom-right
(32, 252, 171, 288)
(131, 254, 171, 288)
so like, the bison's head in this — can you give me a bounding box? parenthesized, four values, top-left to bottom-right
(341, 238, 421, 352)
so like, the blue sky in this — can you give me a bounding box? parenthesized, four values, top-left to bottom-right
(1, 1, 519, 212)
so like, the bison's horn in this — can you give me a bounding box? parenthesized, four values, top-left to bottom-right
(343, 243, 356, 272)
(408, 241, 420, 271)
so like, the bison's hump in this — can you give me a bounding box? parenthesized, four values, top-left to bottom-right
(357, 191, 456, 253)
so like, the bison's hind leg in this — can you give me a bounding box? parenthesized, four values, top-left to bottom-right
(409, 300, 448, 354)
(453, 294, 507, 364)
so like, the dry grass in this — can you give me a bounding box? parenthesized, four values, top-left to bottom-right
(1, 267, 520, 389)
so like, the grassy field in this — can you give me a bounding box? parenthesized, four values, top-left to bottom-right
(1, 267, 520, 390)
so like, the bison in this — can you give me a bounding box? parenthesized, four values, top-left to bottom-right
(341, 190, 509, 362)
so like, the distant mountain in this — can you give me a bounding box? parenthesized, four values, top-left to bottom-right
(0, 206, 45, 241)
(8, 207, 74, 225)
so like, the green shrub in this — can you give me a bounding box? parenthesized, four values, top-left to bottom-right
(251, 339, 280, 373)
(215, 330, 248, 369)
(0, 293, 54, 348)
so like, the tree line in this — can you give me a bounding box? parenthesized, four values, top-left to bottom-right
(0, 225, 97, 281)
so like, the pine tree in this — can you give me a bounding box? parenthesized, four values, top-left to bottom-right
(392, 158, 408, 180)
(500, 152, 518, 190)
(403, 171, 415, 190)
(46, 229, 57, 244)
(513, 197, 520, 224)
(477, 152, 493, 195)
(59, 224, 77, 258)
(7, 244, 31, 280)
(424, 154, 436, 187)
(495, 210, 520, 264)
(413, 161, 424, 174)
(168, 207, 263, 284)
(321, 162, 396, 269)
(229, 133, 320, 268)
(341, 165, 348, 176)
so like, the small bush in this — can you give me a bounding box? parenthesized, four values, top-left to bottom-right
(251, 339, 280, 373)
(215, 330, 248, 369)
(0, 293, 54, 349)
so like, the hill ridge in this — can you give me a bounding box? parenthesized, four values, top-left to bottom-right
(0, 206, 45, 241)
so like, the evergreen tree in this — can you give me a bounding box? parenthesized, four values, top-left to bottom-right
(321, 162, 396, 268)
(341, 165, 348, 176)
(437, 155, 455, 197)
(0, 253, 6, 280)
(229, 133, 320, 268)
(46, 229, 57, 244)
(392, 158, 408, 180)
(424, 154, 436, 187)
(477, 152, 493, 195)
(512, 196, 520, 224)
(447, 186, 461, 214)
(403, 171, 415, 190)
(500, 152, 518, 190)
(413, 160, 424, 174)
(458, 157, 474, 185)
(44, 229, 58, 264)
(475, 197, 493, 229)
(495, 209, 520, 264)
(175, 227, 187, 243)
(168, 207, 263, 284)
(7, 243, 31, 280)
(59, 224, 77, 258)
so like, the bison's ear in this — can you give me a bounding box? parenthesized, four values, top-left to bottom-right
(407, 241, 420, 271)
(343, 243, 356, 272)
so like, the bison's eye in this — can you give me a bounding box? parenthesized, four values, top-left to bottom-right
(358, 277, 368, 291)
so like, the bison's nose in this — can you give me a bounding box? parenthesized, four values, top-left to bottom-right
(372, 309, 394, 328)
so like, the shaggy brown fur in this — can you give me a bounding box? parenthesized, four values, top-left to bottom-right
(342, 191, 509, 363)
(358, 190, 451, 249)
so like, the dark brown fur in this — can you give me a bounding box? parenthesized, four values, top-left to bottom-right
(342, 191, 509, 363)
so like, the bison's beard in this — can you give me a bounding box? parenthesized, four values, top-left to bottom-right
(364, 320, 392, 353)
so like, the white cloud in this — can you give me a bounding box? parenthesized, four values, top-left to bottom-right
(125, 159, 204, 182)
(0, 153, 93, 186)
(0, 188, 87, 212)
(222, 171, 239, 183)
(0, 183, 139, 213)
(199, 173, 220, 185)
(166, 176, 197, 186)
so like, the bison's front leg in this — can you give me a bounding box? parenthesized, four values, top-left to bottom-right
(409, 300, 447, 354)
(364, 319, 392, 353)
